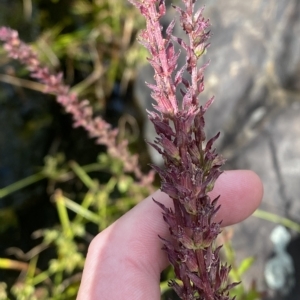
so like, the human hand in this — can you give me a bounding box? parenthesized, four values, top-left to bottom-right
(77, 170, 263, 300)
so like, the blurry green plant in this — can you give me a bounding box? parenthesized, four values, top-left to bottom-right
(0, 0, 152, 296)
(0, 152, 151, 300)
(0, 0, 147, 110)
(37, 0, 147, 101)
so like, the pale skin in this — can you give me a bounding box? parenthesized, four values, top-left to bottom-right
(77, 170, 263, 300)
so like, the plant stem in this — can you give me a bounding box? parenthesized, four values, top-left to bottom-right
(0, 172, 46, 199)
(54, 190, 73, 239)
(253, 209, 300, 233)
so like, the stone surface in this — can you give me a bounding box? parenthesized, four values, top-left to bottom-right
(134, 0, 300, 298)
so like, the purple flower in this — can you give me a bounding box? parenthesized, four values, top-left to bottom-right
(128, 0, 237, 299)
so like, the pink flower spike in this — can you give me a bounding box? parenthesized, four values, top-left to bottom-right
(128, 1, 236, 299)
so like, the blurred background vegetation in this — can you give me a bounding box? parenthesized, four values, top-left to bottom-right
(0, 0, 294, 299)
(0, 0, 153, 299)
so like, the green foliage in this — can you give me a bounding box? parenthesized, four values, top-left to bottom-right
(34, 0, 147, 105)
(0, 151, 150, 299)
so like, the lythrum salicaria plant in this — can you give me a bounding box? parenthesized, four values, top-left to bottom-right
(128, 0, 238, 299)
(0, 27, 154, 188)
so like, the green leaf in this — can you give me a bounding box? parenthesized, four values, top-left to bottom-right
(237, 256, 255, 276)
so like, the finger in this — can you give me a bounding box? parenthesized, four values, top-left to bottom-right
(210, 170, 263, 225)
(77, 170, 263, 300)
